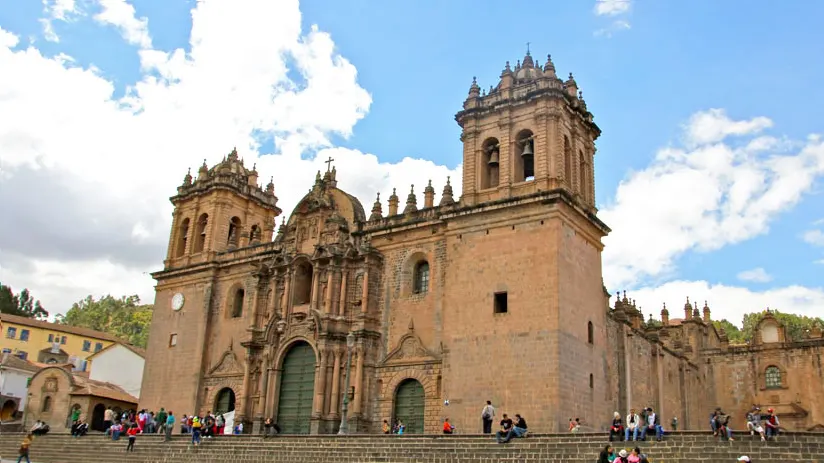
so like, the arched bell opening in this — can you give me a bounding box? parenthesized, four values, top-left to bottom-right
(514, 129, 535, 182)
(481, 137, 501, 189)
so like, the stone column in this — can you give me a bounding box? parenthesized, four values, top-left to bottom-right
(324, 269, 334, 314)
(329, 348, 342, 418)
(239, 353, 253, 422)
(352, 345, 365, 414)
(282, 270, 291, 319)
(310, 266, 320, 309)
(312, 348, 328, 417)
(360, 270, 369, 314)
(338, 269, 348, 316)
(256, 352, 271, 418)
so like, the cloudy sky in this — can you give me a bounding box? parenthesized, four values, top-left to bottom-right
(1, 0, 823, 326)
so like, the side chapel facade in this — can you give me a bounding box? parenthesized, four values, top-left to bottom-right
(139, 51, 824, 434)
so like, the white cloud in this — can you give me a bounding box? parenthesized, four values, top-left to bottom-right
(93, 0, 152, 49)
(594, 0, 631, 16)
(684, 108, 773, 147)
(736, 267, 772, 283)
(803, 229, 824, 247)
(40, 0, 79, 43)
(623, 280, 824, 328)
(0, 0, 460, 314)
(601, 109, 824, 289)
(594, 20, 631, 38)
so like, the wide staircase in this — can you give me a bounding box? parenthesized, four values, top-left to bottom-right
(1, 431, 823, 463)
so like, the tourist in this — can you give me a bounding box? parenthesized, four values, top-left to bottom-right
(481, 400, 495, 434)
(70, 419, 88, 437)
(715, 411, 734, 441)
(382, 419, 390, 434)
(569, 417, 581, 433)
(640, 407, 663, 442)
(497, 413, 527, 444)
(442, 418, 455, 434)
(625, 409, 641, 441)
(191, 416, 203, 446)
(597, 445, 614, 463)
(164, 411, 175, 442)
(765, 409, 780, 440)
(710, 408, 721, 435)
(103, 407, 114, 432)
(737, 456, 751, 462)
(233, 421, 243, 434)
(16, 433, 33, 463)
(609, 412, 624, 441)
(30, 421, 49, 436)
(70, 407, 81, 425)
(156, 408, 167, 434)
(615, 449, 629, 463)
(126, 423, 138, 452)
(494, 414, 513, 443)
(216, 413, 225, 435)
(627, 447, 642, 463)
(746, 407, 766, 441)
(110, 421, 123, 441)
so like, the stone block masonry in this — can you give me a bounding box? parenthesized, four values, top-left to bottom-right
(1, 432, 823, 463)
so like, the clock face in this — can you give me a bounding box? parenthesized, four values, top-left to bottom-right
(171, 293, 185, 311)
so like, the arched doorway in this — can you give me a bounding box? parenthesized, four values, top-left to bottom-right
(91, 403, 106, 431)
(214, 388, 236, 416)
(1, 399, 17, 421)
(276, 342, 316, 434)
(393, 379, 425, 434)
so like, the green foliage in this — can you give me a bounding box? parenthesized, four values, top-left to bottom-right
(714, 310, 824, 344)
(0, 282, 49, 319)
(55, 295, 153, 348)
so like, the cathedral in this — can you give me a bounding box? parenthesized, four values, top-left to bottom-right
(139, 51, 824, 434)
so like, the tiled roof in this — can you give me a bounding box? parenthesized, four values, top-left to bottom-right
(0, 313, 124, 343)
(85, 342, 146, 360)
(70, 374, 138, 404)
(0, 353, 42, 373)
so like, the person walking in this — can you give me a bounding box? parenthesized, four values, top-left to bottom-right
(16, 433, 33, 463)
(126, 424, 138, 452)
(164, 411, 175, 442)
(482, 400, 495, 434)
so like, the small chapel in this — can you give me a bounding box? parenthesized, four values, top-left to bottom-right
(139, 50, 824, 434)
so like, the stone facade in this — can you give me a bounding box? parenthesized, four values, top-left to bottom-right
(139, 51, 824, 435)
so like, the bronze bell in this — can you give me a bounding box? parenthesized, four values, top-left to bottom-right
(487, 145, 500, 165)
(521, 139, 534, 158)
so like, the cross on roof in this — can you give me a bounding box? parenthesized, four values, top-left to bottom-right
(324, 156, 334, 172)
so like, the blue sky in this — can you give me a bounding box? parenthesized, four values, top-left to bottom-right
(0, 0, 822, 324)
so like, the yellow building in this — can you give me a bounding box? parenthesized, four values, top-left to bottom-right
(0, 314, 122, 371)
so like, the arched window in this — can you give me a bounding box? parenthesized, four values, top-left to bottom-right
(293, 262, 313, 305)
(563, 136, 572, 187)
(481, 137, 500, 189)
(765, 366, 782, 389)
(514, 129, 535, 182)
(194, 214, 208, 252)
(175, 218, 190, 257)
(250, 224, 260, 243)
(41, 396, 52, 412)
(413, 261, 430, 295)
(231, 288, 244, 318)
(227, 216, 242, 248)
(587, 321, 594, 344)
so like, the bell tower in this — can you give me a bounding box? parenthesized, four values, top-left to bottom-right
(164, 148, 282, 269)
(455, 50, 599, 209)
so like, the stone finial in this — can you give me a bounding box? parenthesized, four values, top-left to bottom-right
(388, 188, 399, 216)
(684, 297, 692, 320)
(315, 170, 322, 185)
(276, 217, 286, 239)
(228, 147, 239, 161)
(692, 298, 701, 319)
(503, 61, 512, 74)
(522, 48, 534, 68)
(266, 176, 275, 195)
(439, 176, 455, 206)
(403, 184, 418, 214)
(423, 180, 435, 208)
(703, 301, 711, 323)
(468, 76, 480, 98)
(515, 59, 521, 71)
(661, 302, 669, 325)
(197, 159, 209, 182)
(565, 72, 578, 98)
(369, 192, 383, 221)
(579, 90, 588, 112)
(544, 54, 556, 78)
(182, 167, 193, 186)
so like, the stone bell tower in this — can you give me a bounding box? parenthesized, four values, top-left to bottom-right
(455, 49, 599, 209)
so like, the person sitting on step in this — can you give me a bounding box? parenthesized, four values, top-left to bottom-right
(497, 414, 527, 444)
(442, 418, 455, 434)
(764, 408, 780, 440)
(609, 412, 624, 442)
(745, 407, 766, 441)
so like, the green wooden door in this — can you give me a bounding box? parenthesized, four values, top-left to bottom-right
(277, 342, 316, 434)
(394, 379, 425, 434)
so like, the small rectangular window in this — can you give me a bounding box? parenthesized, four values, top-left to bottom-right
(2, 348, 11, 354)
(6, 327, 16, 339)
(94, 343, 103, 352)
(82, 340, 91, 352)
(17, 351, 28, 360)
(169, 333, 178, 347)
(20, 329, 30, 342)
(61, 336, 67, 344)
(48, 334, 54, 343)
(494, 292, 508, 314)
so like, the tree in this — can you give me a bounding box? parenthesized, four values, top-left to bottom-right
(0, 282, 49, 319)
(714, 310, 824, 344)
(55, 295, 153, 348)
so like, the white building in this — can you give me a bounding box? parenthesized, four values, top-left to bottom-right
(86, 343, 145, 399)
(0, 353, 40, 421)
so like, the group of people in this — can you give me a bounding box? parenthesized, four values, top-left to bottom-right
(609, 407, 664, 442)
(597, 445, 650, 463)
(711, 405, 781, 442)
